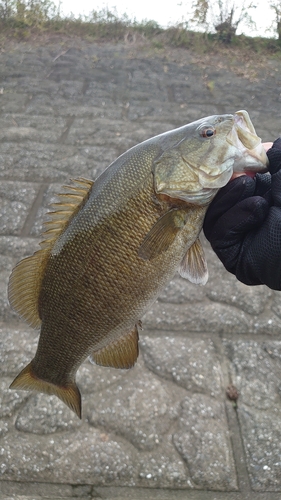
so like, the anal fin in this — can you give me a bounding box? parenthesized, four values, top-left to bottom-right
(91, 325, 139, 369)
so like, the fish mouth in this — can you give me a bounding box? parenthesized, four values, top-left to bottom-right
(227, 110, 268, 174)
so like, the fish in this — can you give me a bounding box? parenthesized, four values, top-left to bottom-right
(8, 110, 268, 418)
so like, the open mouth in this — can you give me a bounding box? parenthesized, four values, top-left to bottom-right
(227, 110, 268, 176)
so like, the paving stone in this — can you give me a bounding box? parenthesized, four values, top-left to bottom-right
(0, 126, 40, 143)
(51, 101, 113, 118)
(136, 440, 192, 488)
(0, 115, 65, 143)
(65, 117, 144, 150)
(76, 359, 128, 395)
(0, 92, 29, 114)
(143, 299, 251, 334)
(238, 406, 281, 492)
(224, 339, 281, 490)
(0, 377, 30, 418)
(0, 182, 39, 235)
(0, 326, 38, 376)
(15, 393, 83, 434)
(0, 480, 73, 498)
(271, 293, 281, 318)
(0, 142, 114, 183)
(24, 93, 56, 116)
(173, 394, 237, 491)
(1, 37, 281, 498)
(0, 428, 138, 485)
(86, 361, 184, 451)
(205, 258, 272, 315)
(144, 284, 281, 335)
(0, 236, 39, 259)
(0, 421, 9, 439)
(158, 276, 207, 304)
(224, 340, 281, 410)
(140, 335, 222, 396)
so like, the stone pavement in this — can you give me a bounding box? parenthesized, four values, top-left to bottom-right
(0, 36, 281, 499)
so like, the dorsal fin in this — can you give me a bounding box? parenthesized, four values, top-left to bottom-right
(39, 177, 94, 251)
(91, 325, 139, 369)
(8, 177, 94, 328)
(8, 250, 49, 328)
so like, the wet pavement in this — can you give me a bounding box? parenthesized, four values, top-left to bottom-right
(1, 36, 281, 499)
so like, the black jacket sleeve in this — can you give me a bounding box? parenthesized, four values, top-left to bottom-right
(203, 138, 281, 290)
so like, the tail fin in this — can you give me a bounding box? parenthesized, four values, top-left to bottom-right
(10, 362, 82, 419)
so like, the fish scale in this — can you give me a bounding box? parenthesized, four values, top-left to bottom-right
(8, 111, 268, 417)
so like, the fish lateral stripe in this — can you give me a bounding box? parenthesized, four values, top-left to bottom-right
(10, 362, 82, 419)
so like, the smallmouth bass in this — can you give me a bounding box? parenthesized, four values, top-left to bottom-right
(8, 110, 268, 418)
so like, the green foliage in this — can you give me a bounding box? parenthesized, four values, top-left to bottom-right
(0, 0, 16, 20)
(0, 0, 58, 26)
(0, 0, 280, 55)
(0, 1, 163, 41)
(164, 26, 201, 49)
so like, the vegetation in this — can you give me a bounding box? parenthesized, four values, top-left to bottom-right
(270, 1, 281, 40)
(191, 0, 257, 43)
(0, 0, 280, 54)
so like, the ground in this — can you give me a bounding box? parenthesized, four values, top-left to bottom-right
(1, 35, 281, 499)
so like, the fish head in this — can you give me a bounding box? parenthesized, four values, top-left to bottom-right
(153, 110, 268, 205)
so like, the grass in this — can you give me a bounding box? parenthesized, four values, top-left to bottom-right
(0, 0, 280, 59)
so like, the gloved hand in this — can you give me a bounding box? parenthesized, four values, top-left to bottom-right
(203, 138, 281, 290)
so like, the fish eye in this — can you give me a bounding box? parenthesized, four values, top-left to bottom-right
(200, 127, 216, 138)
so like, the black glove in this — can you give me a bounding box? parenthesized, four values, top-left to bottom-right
(203, 138, 281, 290)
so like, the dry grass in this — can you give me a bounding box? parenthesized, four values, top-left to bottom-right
(0, 3, 280, 69)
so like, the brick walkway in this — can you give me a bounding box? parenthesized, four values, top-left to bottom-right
(1, 37, 281, 499)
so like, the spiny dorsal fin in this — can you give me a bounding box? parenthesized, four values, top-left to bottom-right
(8, 177, 94, 327)
(40, 177, 94, 251)
(179, 237, 208, 285)
(91, 325, 139, 369)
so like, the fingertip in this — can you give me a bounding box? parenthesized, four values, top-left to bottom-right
(262, 142, 273, 152)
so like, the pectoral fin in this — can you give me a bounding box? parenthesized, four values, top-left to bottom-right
(91, 325, 139, 369)
(138, 209, 187, 261)
(179, 238, 208, 285)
